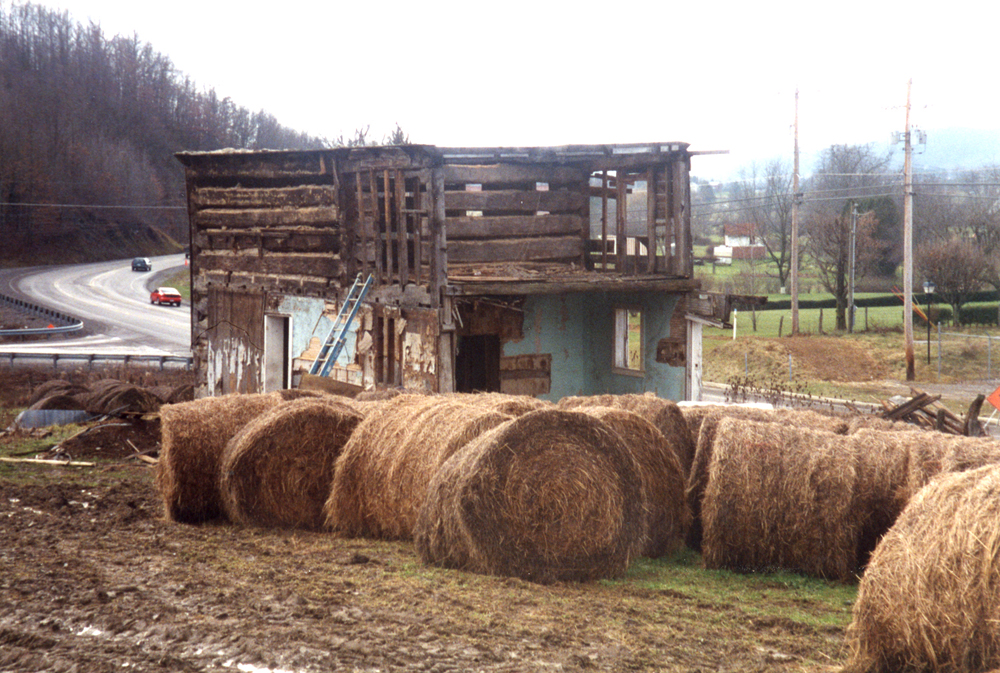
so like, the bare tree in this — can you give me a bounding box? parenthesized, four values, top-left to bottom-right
(733, 159, 794, 289)
(803, 144, 894, 330)
(916, 238, 990, 325)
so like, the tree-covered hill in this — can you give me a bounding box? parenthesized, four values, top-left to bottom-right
(0, 2, 327, 266)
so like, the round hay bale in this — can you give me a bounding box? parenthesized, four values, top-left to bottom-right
(847, 464, 1000, 673)
(28, 379, 88, 407)
(846, 414, 922, 434)
(28, 392, 86, 411)
(415, 409, 644, 583)
(701, 417, 858, 581)
(447, 392, 553, 417)
(354, 387, 428, 401)
(165, 383, 195, 404)
(156, 391, 296, 524)
(324, 395, 512, 540)
(683, 405, 851, 552)
(849, 428, 917, 572)
(82, 382, 161, 415)
(577, 407, 689, 557)
(558, 393, 695, 480)
(219, 398, 363, 530)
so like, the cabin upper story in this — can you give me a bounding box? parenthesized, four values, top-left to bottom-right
(175, 142, 696, 308)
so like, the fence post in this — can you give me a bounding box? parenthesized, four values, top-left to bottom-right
(937, 323, 942, 378)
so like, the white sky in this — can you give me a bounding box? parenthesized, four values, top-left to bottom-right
(29, 0, 1000, 180)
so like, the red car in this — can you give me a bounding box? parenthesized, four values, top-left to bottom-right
(150, 287, 183, 307)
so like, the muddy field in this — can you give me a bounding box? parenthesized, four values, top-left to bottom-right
(1, 368, 852, 673)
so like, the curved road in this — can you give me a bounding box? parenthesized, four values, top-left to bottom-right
(0, 254, 191, 357)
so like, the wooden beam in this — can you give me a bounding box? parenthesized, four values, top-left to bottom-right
(444, 189, 586, 213)
(193, 207, 339, 230)
(199, 250, 344, 278)
(192, 185, 337, 209)
(447, 214, 583, 239)
(447, 237, 585, 264)
(442, 164, 588, 188)
(396, 169, 408, 286)
(445, 277, 700, 296)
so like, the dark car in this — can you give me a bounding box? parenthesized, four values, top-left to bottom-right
(132, 257, 152, 272)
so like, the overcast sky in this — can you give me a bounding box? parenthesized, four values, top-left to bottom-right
(34, 0, 1000, 180)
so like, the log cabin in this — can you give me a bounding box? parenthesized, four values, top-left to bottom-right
(175, 142, 728, 401)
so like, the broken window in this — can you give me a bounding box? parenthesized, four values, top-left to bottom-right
(613, 307, 643, 374)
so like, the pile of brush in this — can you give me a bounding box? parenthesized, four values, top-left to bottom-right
(157, 390, 693, 583)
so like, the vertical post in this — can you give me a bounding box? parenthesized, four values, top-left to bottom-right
(791, 88, 800, 336)
(937, 322, 942, 378)
(849, 202, 857, 333)
(927, 296, 932, 366)
(903, 79, 916, 380)
(733, 308, 738, 340)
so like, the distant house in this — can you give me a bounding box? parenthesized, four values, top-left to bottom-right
(175, 142, 733, 403)
(715, 223, 765, 262)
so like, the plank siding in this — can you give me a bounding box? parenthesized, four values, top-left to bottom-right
(206, 288, 266, 395)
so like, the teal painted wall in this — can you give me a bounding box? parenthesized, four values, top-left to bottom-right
(503, 292, 684, 402)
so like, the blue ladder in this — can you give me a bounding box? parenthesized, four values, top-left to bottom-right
(309, 274, 374, 377)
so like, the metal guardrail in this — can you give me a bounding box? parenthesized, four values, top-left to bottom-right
(0, 291, 83, 336)
(0, 351, 192, 370)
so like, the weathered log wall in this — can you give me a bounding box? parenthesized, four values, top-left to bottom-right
(443, 163, 590, 266)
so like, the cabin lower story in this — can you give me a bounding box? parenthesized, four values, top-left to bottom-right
(198, 283, 697, 403)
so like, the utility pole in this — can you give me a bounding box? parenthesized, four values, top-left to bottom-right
(849, 202, 857, 333)
(791, 88, 800, 336)
(903, 79, 915, 381)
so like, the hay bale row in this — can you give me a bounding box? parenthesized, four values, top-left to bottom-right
(156, 390, 334, 524)
(576, 406, 689, 557)
(684, 406, 851, 552)
(219, 398, 363, 530)
(414, 409, 644, 583)
(700, 417, 859, 580)
(847, 464, 1000, 673)
(28, 378, 193, 415)
(324, 395, 514, 540)
(694, 410, 1000, 581)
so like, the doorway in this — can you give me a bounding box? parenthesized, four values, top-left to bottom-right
(455, 334, 501, 393)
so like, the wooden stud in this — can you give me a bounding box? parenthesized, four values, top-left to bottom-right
(396, 169, 408, 286)
(647, 167, 656, 273)
(601, 170, 609, 270)
(616, 171, 627, 273)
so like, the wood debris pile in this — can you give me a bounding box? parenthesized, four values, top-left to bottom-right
(881, 388, 986, 436)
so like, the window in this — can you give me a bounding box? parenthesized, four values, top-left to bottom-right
(613, 307, 643, 374)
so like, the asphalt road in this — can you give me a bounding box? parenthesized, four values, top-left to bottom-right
(0, 254, 191, 357)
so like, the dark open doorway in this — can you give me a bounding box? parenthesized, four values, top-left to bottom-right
(455, 334, 501, 393)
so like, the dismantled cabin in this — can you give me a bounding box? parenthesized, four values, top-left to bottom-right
(175, 142, 724, 401)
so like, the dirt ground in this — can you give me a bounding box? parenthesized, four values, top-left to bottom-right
(0, 364, 865, 673)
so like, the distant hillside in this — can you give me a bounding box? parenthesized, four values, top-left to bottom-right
(911, 127, 1000, 175)
(0, 3, 327, 267)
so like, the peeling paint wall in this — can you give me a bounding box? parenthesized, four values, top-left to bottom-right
(501, 293, 685, 402)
